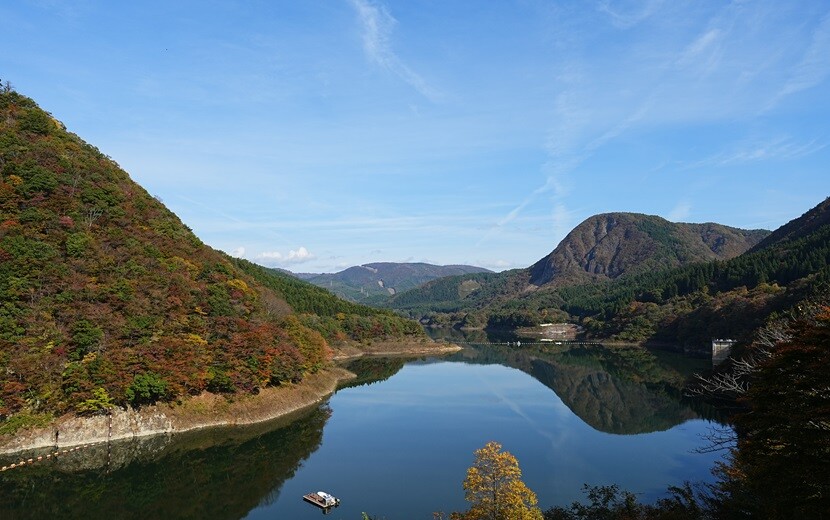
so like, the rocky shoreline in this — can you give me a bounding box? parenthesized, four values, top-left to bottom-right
(330, 337, 462, 360)
(0, 367, 355, 455)
(0, 340, 461, 455)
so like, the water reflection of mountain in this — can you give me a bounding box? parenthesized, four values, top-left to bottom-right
(338, 357, 407, 389)
(528, 352, 697, 434)
(444, 336, 720, 434)
(0, 406, 330, 520)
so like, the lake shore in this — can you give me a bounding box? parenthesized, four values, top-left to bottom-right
(0, 339, 461, 455)
(330, 337, 462, 360)
(0, 366, 354, 455)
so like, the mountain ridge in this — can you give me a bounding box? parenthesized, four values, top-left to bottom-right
(528, 212, 769, 287)
(387, 213, 770, 322)
(291, 262, 491, 302)
(748, 196, 830, 253)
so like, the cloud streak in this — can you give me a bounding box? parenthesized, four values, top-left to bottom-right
(349, 0, 441, 101)
(687, 136, 828, 169)
(596, 0, 664, 29)
(768, 10, 830, 107)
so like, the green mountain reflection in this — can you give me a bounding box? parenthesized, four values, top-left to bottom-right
(442, 333, 720, 434)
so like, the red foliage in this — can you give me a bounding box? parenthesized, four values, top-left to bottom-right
(0, 381, 27, 415)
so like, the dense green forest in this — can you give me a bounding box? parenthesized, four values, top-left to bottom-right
(0, 87, 421, 429)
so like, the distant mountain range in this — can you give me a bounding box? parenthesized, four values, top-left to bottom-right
(387, 213, 770, 317)
(289, 262, 492, 302)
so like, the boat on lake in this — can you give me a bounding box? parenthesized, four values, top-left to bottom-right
(303, 491, 340, 510)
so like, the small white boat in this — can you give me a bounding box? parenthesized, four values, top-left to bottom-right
(303, 491, 341, 509)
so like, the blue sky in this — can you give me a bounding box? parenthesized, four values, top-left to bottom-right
(2, 1, 829, 272)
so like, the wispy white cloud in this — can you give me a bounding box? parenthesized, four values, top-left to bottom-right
(231, 246, 245, 258)
(480, 91, 643, 246)
(722, 139, 826, 165)
(201, 212, 511, 238)
(690, 136, 828, 168)
(675, 29, 723, 76)
(584, 100, 652, 152)
(477, 176, 565, 250)
(348, 0, 442, 101)
(486, 1, 829, 245)
(551, 203, 573, 242)
(679, 29, 721, 62)
(768, 10, 830, 107)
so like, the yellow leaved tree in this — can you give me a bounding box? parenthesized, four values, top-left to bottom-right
(457, 441, 543, 520)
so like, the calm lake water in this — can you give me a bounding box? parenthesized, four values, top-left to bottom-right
(0, 344, 729, 519)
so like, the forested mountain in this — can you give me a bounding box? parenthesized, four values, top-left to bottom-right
(292, 262, 491, 303)
(548, 197, 830, 346)
(527, 213, 768, 286)
(0, 88, 421, 426)
(386, 270, 528, 322)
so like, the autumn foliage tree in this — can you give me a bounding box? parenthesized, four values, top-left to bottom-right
(713, 306, 830, 518)
(456, 441, 543, 520)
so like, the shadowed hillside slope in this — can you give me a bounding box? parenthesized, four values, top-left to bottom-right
(748, 197, 830, 253)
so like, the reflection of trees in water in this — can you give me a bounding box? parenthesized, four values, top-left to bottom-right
(442, 335, 725, 434)
(0, 406, 330, 520)
(529, 358, 698, 434)
(338, 357, 407, 390)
